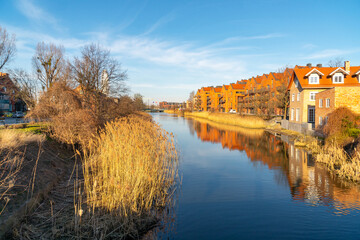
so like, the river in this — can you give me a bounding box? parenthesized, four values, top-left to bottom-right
(150, 113, 360, 240)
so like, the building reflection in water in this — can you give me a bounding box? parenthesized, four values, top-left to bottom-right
(187, 117, 360, 215)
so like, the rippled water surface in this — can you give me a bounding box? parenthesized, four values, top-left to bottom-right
(151, 113, 360, 240)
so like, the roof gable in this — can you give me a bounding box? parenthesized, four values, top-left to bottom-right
(305, 68, 324, 76)
(329, 67, 350, 76)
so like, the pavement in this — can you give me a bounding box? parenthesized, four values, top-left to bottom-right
(0, 117, 30, 125)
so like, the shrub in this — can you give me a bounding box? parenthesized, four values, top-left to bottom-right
(323, 107, 358, 136)
(347, 128, 360, 138)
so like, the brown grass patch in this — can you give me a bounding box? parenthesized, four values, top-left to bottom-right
(0, 130, 44, 149)
(185, 112, 267, 129)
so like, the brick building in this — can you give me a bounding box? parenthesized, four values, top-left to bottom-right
(0, 72, 27, 113)
(315, 87, 360, 128)
(288, 61, 360, 131)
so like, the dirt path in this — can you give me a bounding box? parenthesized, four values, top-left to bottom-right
(0, 139, 78, 239)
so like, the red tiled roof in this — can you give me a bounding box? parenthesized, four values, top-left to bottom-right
(214, 87, 222, 92)
(230, 83, 245, 90)
(202, 87, 211, 91)
(222, 84, 230, 90)
(289, 66, 360, 89)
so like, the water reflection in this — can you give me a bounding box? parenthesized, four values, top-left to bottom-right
(187, 117, 360, 215)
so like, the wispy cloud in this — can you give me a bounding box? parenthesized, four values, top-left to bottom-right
(209, 33, 285, 47)
(15, 0, 62, 31)
(108, 36, 247, 73)
(306, 49, 359, 60)
(142, 12, 176, 35)
(302, 43, 317, 50)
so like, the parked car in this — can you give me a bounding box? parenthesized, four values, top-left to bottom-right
(13, 111, 24, 118)
(229, 109, 236, 113)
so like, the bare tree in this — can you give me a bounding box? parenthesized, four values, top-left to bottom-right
(327, 57, 344, 67)
(188, 91, 195, 110)
(275, 67, 292, 118)
(7, 69, 38, 110)
(72, 43, 127, 97)
(133, 93, 145, 111)
(32, 42, 65, 91)
(0, 26, 16, 70)
(72, 43, 128, 121)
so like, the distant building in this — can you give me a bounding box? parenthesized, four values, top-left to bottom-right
(159, 101, 185, 110)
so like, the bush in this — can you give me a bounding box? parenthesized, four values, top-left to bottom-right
(347, 128, 360, 138)
(323, 107, 358, 136)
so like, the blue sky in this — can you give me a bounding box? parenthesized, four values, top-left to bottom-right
(1, 0, 360, 103)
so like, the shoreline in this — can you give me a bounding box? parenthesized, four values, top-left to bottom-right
(173, 111, 360, 184)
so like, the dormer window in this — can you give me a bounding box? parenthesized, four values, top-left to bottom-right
(333, 73, 344, 83)
(309, 74, 319, 84)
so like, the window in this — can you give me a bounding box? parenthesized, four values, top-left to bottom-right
(292, 93, 295, 102)
(325, 116, 329, 124)
(296, 108, 299, 121)
(319, 116, 323, 125)
(333, 73, 344, 83)
(2, 87, 6, 92)
(295, 80, 298, 87)
(297, 93, 300, 101)
(319, 99, 323, 108)
(326, 98, 330, 108)
(309, 92, 317, 101)
(309, 74, 319, 84)
(291, 108, 294, 121)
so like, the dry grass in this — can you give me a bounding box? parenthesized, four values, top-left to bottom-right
(80, 116, 179, 237)
(316, 141, 360, 182)
(187, 116, 264, 138)
(0, 129, 43, 216)
(0, 151, 24, 215)
(164, 110, 177, 114)
(185, 112, 267, 129)
(0, 129, 44, 149)
(294, 135, 321, 153)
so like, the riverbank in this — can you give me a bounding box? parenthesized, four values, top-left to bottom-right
(0, 117, 179, 239)
(184, 112, 267, 129)
(180, 111, 360, 184)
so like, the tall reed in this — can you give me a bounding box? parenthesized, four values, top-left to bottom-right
(82, 116, 178, 220)
(316, 141, 360, 182)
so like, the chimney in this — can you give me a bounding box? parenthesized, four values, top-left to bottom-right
(307, 63, 312, 68)
(345, 61, 350, 72)
(317, 64, 322, 68)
